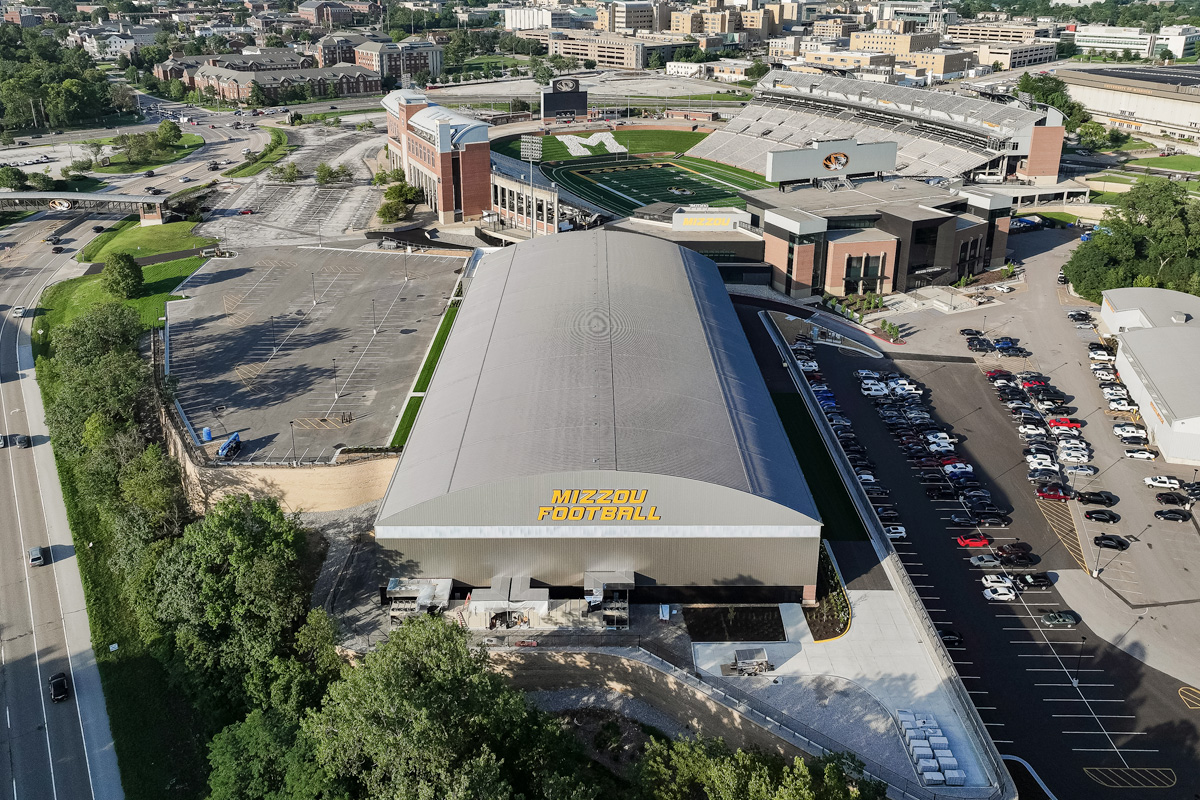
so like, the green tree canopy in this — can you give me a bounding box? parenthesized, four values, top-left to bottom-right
(0, 165, 26, 190)
(157, 118, 183, 146)
(101, 251, 144, 299)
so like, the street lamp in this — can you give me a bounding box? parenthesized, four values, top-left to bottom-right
(311, 272, 317, 306)
(372, 298, 378, 334)
(331, 358, 338, 399)
(289, 420, 296, 462)
(1072, 635, 1087, 688)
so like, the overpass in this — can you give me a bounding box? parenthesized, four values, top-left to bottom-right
(0, 191, 169, 225)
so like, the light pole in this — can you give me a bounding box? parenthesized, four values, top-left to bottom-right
(269, 314, 277, 353)
(331, 358, 338, 399)
(289, 420, 296, 462)
(311, 272, 317, 306)
(372, 298, 378, 334)
(1072, 635, 1087, 687)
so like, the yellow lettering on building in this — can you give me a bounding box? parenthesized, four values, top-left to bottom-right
(541, 489, 661, 522)
(681, 217, 732, 227)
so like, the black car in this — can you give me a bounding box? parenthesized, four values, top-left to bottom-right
(938, 629, 964, 646)
(1085, 509, 1119, 524)
(877, 509, 901, 521)
(950, 512, 979, 526)
(51, 246, 64, 254)
(977, 514, 1012, 527)
(950, 478, 983, 490)
(91, 225, 105, 233)
(959, 328, 982, 337)
(1020, 573, 1053, 588)
(1155, 509, 1192, 522)
(1094, 534, 1130, 551)
(917, 471, 945, 484)
(994, 336, 1017, 345)
(1076, 491, 1116, 507)
(969, 502, 1003, 515)
(48, 672, 69, 703)
(1155, 492, 1187, 506)
(997, 542, 1033, 556)
(863, 486, 890, 498)
(926, 487, 957, 500)
(1000, 553, 1033, 567)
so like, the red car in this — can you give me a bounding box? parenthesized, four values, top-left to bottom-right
(1022, 380, 1046, 388)
(939, 456, 965, 465)
(985, 369, 1011, 378)
(1037, 487, 1070, 502)
(239, 208, 254, 215)
(1047, 417, 1083, 429)
(957, 533, 992, 547)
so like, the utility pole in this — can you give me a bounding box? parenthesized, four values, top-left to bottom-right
(1072, 636, 1087, 687)
(289, 420, 296, 461)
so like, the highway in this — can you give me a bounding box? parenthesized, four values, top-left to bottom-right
(0, 98, 272, 800)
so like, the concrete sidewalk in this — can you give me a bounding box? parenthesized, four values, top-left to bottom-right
(693, 597, 994, 791)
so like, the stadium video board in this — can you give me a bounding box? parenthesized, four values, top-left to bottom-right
(765, 139, 898, 184)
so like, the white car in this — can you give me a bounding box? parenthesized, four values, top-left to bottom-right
(854, 370, 880, 379)
(1059, 453, 1091, 464)
(178, 175, 191, 183)
(1103, 388, 1129, 399)
(1145, 476, 1181, 489)
(1026, 453, 1057, 465)
(1005, 400, 1032, 410)
(12, 306, 24, 317)
(857, 472, 877, 483)
(927, 442, 955, 454)
(925, 432, 959, 443)
(969, 554, 1002, 568)
(883, 526, 907, 540)
(1093, 371, 1116, 381)
(996, 285, 1014, 293)
(891, 387, 920, 398)
(809, 383, 830, 392)
(983, 586, 1018, 601)
(1113, 424, 1145, 437)
(1089, 351, 1116, 362)
(861, 385, 888, 397)
(1076, 322, 1095, 329)
(981, 574, 1014, 591)
(1109, 399, 1138, 412)
(1018, 424, 1048, 437)
(887, 378, 919, 388)
(1125, 449, 1157, 460)
(796, 360, 819, 372)
(944, 463, 974, 475)
(1064, 464, 1098, 476)
(1091, 362, 1114, 372)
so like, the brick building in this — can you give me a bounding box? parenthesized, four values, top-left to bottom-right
(354, 39, 443, 81)
(382, 89, 491, 224)
(315, 31, 389, 66)
(154, 51, 315, 88)
(297, 0, 351, 26)
(193, 62, 380, 101)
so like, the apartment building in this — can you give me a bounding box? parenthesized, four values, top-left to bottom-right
(874, 1, 958, 33)
(504, 6, 571, 30)
(849, 30, 941, 54)
(1074, 24, 1200, 58)
(898, 47, 974, 80)
(192, 63, 381, 101)
(597, 0, 669, 32)
(316, 31, 389, 66)
(711, 57, 753, 81)
(154, 51, 315, 86)
(354, 39, 443, 80)
(975, 41, 1056, 70)
(945, 21, 1053, 42)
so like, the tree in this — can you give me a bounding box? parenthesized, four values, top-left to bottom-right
(27, 172, 54, 191)
(116, 52, 130, 70)
(1077, 120, 1107, 150)
(746, 58, 770, 81)
(304, 616, 597, 800)
(167, 78, 187, 100)
(532, 64, 554, 85)
(280, 162, 300, 182)
(377, 199, 407, 223)
(248, 80, 269, 107)
(1160, 48, 1176, 62)
(584, 58, 596, 69)
(991, 60, 1003, 72)
(125, 65, 139, 83)
(0, 166, 26, 190)
(207, 709, 345, 800)
(647, 51, 664, 70)
(101, 251, 144, 298)
(1121, 47, 1134, 61)
(157, 119, 183, 146)
(50, 302, 142, 371)
(154, 495, 309, 710)
(111, 83, 138, 112)
(0, 129, 12, 146)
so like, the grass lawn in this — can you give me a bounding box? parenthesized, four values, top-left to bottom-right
(77, 215, 138, 262)
(87, 221, 216, 264)
(1037, 211, 1079, 225)
(56, 176, 106, 193)
(413, 305, 458, 392)
(389, 396, 424, 447)
(226, 127, 294, 177)
(1128, 153, 1200, 171)
(36, 256, 207, 349)
(447, 54, 521, 74)
(1091, 173, 1134, 184)
(771, 393, 868, 542)
(0, 209, 37, 228)
(1090, 190, 1122, 204)
(492, 129, 710, 162)
(93, 133, 205, 174)
(1104, 138, 1152, 152)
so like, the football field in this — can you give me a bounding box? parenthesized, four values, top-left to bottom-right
(543, 155, 772, 216)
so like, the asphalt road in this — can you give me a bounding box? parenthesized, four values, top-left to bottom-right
(0, 213, 125, 800)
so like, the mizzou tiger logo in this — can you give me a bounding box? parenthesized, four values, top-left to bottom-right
(823, 152, 850, 171)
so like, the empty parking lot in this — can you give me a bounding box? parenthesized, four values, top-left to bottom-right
(166, 244, 465, 461)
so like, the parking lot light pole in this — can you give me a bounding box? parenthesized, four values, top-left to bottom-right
(1072, 635, 1087, 687)
(372, 298, 377, 334)
(289, 420, 296, 463)
(311, 272, 317, 306)
(331, 358, 338, 399)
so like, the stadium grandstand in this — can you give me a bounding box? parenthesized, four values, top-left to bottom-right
(686, 71, 1064, 184)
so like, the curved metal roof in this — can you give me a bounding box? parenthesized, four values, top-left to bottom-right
(376, 229, 820, 531)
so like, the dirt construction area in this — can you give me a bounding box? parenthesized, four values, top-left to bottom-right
(204, 124, 387, 248)
(165, 243, 466, 462)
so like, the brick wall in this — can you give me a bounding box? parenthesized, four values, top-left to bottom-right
(459, 141, 492, 221)
(1017, 126, 1063, 180)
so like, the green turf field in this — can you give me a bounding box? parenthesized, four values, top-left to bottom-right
(492, 129, 709, 162)
(542, 155, 772, 216)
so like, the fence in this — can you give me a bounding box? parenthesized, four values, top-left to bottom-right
(759, 311, 1016, 800)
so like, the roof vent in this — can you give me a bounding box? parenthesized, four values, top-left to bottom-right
(1171, 312, 1192, 324)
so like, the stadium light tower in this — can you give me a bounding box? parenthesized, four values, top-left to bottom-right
(520, 134, 542, 237)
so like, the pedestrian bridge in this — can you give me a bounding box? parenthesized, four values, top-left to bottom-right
(0, 191, 168, 225)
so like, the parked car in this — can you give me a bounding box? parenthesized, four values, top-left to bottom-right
(1037, 486, 1070, 502)
(1048, 417, 1083, 429)
(1064, 465, 1098, 477)
(1125, 449, 1158, 460)
(981, 575, 1014, 591)
(1093, 534, 1130, 550)
(1154, 509, 1192, 522)
(1041, 611, 1077, 627)
(1085, 510, 1120, 524)
(938, 629, 964, 646)
(969, 554, 1002, 568)
(957, 533, 992, 547)
(1145, 476, 1182, 489)
(1020, 573, 1053, 588)
(983, 586, 1018, 601)
(883, 525, 907, 539)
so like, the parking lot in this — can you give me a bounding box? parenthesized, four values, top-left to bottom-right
(166, 244, 465, 461)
